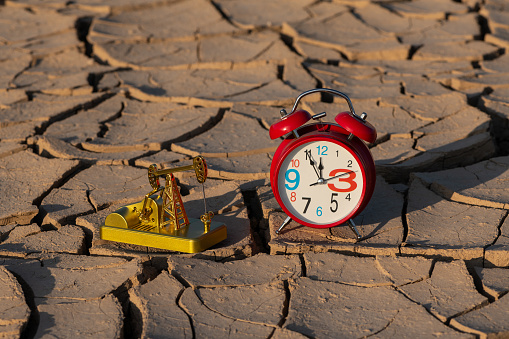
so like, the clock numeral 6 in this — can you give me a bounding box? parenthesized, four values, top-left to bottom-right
(285, 169, 300, 190)
(316, 206, 322, 216)
(327, 169, 357, 193)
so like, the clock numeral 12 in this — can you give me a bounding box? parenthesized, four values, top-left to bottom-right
(317, 145, 328, 155)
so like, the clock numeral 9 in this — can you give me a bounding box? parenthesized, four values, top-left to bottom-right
(285, 169, 300, 190)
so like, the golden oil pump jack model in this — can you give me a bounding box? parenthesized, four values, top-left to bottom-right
(101, 156, 227, 253)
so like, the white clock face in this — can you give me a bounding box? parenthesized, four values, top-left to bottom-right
(277, 139, 365, 226)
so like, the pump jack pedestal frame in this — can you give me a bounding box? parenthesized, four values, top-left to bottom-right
(100, 196, 227, 253)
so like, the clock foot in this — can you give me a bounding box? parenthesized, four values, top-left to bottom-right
(347, 219, 362, 240)
(276, 216, 292, 235)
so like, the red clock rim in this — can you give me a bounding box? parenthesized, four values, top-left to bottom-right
(271, 132, 370, 229)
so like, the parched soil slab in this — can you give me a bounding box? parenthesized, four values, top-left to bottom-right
(376, 132, 495, 184)
(82, 104, 223, 153)
(0, 151, 79, 226)
(354, 3, 437, 36)
(305, 64, 402, 99)
(450, 71, 509, 95)
(286, 10, 396, 50)
(40, 164, 148, 228)
(376, 255, 433, 287)
(485, 216, 509, 268)
(1, 93, 109, 128)
(0, 46, 32, 91)
(398, 260, 487, 322)
(304, 253, 390, 287)
(230, 103, 284, 130)
(401, 14, 482, 45)
(10, 49, 111, 95)
(403, 179, 504, 262)
(108, 63, 305, 106)
(93, 30, 297, 70)
(413, 106, 490, 152)
(413, 156, 509, 209)
(267, 176, 404, 256)
(371, 137, 420, 167)
(304, 253, 432, 287)
(1, 254, 142, 302)
(383, 0, 469, 20)
(172, 111, 278, 157)
(0, 88, 26, 106)
(213, 0, 313, 29)
(0, 225, 86, 257)
(203, 154, 272, 180)
(414, 41, 501, 62)
(195, 281, 286, 325)
(380, 91, 468, 122)
(88, 0, 238, 43)
(0, 142, 26, 159)
(474, 267, 509, 300)
(168, 253, 301, 288)
(129, 271, 192, 339)
(0, 6, 76, 43)
(0, 266, 30, 338)
(450, 295, 509, 338)
(478, 89, 509, 152)
(30, 135, 148, 165)
(42, 94, 124, 146)
(36, 295, 123, 338)
(179, 287, 275, 339)
(285, 277, 468, 338)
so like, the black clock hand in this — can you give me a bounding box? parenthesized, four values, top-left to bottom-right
(306, 150, 321, 179)
(318, 157, 324, 180)
(309, 170, 356, 186)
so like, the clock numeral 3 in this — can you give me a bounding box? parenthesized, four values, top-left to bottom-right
(327, 169, 357, 193)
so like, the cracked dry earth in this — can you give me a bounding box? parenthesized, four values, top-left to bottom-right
(2, 0, 509, 338)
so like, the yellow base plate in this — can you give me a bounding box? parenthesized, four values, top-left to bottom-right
(100, 218, 227, 253)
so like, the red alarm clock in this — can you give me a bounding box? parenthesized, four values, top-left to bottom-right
(269, 88, 377, 239)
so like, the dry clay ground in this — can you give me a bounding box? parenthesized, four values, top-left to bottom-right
(1, 0, 509, 338)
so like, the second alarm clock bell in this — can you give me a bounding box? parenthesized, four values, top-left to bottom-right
(269, 88, 377, 240)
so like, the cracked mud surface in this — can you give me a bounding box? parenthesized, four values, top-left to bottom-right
(1, 0, 509, 337)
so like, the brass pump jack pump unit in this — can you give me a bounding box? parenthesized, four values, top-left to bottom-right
(101, 156, 227, 253)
